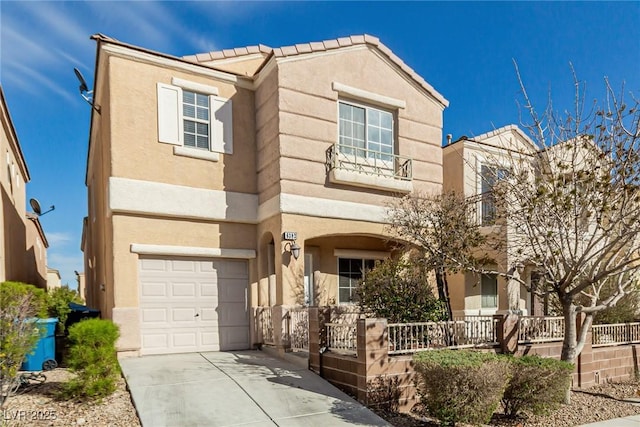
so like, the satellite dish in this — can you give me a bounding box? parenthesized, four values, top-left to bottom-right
(29, 198, 55, 217)
(74, 68, 89, 93)
(73, 68, 100, 113)
(30, 198, 42, 215)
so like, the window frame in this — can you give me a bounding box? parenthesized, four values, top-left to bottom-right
(480, 273, 498, 309)
(337, 257, 376, 305)
(181, 90, 211, 151)
(157, 80, 233, 157)
(479, 164, 510, 226)
(337, 99, 395, 163)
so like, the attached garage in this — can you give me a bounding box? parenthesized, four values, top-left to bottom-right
(138, 257, 250, 355)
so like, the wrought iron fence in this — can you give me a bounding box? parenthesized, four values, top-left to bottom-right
(285, 307, 309, 351)
(592, 322, 640, 347)
(518, 316, 564, 343)
(326, 322, 357, 354)
(256, 306, 275, 345)
(387, 317, 499, 355)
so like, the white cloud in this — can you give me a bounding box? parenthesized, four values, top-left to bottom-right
(4, 62, 75, 103)
(46, 232, 73, 247)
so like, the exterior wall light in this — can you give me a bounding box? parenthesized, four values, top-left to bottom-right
(285, 242, 301, 260)
(282, 231, 300, 260)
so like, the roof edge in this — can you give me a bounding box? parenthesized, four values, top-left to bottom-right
(0, 85, 31, 182)
(187, 34, 449, 108)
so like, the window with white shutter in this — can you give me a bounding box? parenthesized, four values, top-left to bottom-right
(156, 79, 233, 156)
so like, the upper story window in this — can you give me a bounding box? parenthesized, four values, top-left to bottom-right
(182, 91, 210, 150)
(338, 101, 394, 162)
(480, 165, 509, 225)
(157, 78, 233, 159)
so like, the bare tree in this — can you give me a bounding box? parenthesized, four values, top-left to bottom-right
(388, 191, 485, 320)
(388, 69, 640, 370)
(489, 68, 640, 364)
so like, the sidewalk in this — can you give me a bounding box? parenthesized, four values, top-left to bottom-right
(579, 414, 640, 426)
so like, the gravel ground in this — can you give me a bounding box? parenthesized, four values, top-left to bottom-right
(379, 381, 640, 427)
(1, 369, 141, 427)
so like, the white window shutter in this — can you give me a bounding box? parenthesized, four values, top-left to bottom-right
(211, 96, 233, 154)
(157, 83, 182, 145)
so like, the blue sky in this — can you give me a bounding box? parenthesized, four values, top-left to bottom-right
(1, 1, 638, 289)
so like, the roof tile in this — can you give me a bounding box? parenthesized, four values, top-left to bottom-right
(280, 45, 298, 56)
(234, 47, 249, 56)
(246, 45, 260, 54)
(295, 43, 312, 54)
(210, 51, 225, 60)
(363, 34, 380, 45)
(350, 35, 365, 44)
(309, 41, 325, 52)
(221, 49, 236, 58)
(195, 52, 212, 62)
(322, 39, 340, 50)
(336, 37, 352, 47)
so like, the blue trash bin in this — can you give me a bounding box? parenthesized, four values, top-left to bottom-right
(21, 318, 58, 371)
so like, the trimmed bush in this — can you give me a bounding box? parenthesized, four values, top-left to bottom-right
(61, 319, 120, 400)
(502, 355, 574, 417)
(413, 350, 511, 426)
(355, 258, 446, 323)
(47, 286, 82, 335)
(0, 281, 49, 407)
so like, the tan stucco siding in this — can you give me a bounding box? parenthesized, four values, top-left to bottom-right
(255, 67, 281, 204)
(107, 56, 256, 194)
(111, 214, 257, 308)
(279, 213, 390, 305)
(275, 47, 443, 206)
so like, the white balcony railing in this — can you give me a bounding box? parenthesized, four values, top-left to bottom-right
(518, 316, 564, 343)
(326, 144, 412, 181)
(592, 322, 640, 347)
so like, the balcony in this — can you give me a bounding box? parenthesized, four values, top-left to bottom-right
(326, 144, 413, 193)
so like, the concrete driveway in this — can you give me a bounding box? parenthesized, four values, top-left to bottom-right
(119, 350, 390, 427)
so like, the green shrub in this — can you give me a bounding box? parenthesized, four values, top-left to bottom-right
(413, 350, 511, 426)
(502, 355, 573, 417)
(61, 319, 120, 400)
(355, 258, 446, 323)
(47, 286, 82, 334)
(0, 281, 48, 408)
(0, 281, 48, 318)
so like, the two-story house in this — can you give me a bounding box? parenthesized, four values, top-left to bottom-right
(0, 85, 49, 289)
(81, 34, 448, 356)
(443, 124, 546, 317)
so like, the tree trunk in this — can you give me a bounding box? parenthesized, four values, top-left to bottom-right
(561, 300, 578, 404)
(435, 268, 453, 321)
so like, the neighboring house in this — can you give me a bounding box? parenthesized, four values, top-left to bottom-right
(0, 85, 48, 289)
(75, 271, 86, 302)
(82, 34, 447, 355)
(46, 268, 62, 291)
(443, 125, 544, 316)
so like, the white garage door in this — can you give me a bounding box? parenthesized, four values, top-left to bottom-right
(138, 257, 250, 355)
